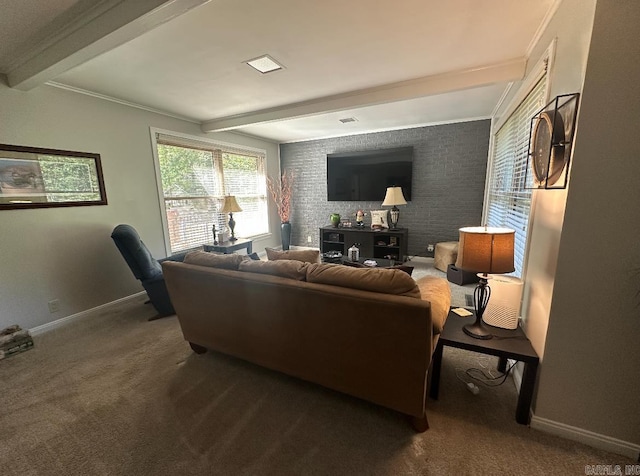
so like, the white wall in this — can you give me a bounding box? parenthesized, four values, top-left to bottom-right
(534, 0, 640, 447)
(0, 83, 280, 330)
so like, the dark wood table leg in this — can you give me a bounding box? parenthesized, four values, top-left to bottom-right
(429, 341, 443, 399)
(516, 360, 539, 424)
(409, 413, 429, 432)
(498, 356, 508, 373)
(247, 242, 252, 254)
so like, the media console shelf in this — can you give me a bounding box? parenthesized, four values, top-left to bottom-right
(319, 227, 408, 262)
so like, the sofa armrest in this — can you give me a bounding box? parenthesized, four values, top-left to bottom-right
(415, 276, 451, 335)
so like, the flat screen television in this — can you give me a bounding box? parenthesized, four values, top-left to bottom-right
(327, 147, 413, 201)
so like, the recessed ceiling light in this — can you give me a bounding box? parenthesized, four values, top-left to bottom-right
(245, 55, 284, 74)
(339, 117, 358, 123)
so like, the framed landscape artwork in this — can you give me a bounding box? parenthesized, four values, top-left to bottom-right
(0, 144, 107, 210)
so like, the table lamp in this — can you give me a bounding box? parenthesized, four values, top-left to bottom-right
(381, 186, 407, 229)
(455, 226, 515, 339)
(221, 195, 242, 242)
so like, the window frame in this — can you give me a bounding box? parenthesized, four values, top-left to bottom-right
(482, 42, 554, 278)
(150, 128, 270, 255)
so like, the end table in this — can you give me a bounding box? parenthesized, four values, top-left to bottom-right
(429, 308, 539, 425)
(203, 238, 253, 255)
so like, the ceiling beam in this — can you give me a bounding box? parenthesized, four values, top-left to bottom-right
(6, 0, 211, 91)
(202, 58, 526, 133)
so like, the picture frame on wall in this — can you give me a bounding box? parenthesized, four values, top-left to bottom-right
(0, 144, 107, 210)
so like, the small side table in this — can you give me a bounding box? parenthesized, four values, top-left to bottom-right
(429, 308, 539, 425)
(203, 238, 253, 255)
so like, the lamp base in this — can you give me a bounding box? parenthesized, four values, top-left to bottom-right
(463, 320, 493, 340)
(228, 212, 238, 242)
(464, 275, 493, 340)
(389, 206, 399, 230)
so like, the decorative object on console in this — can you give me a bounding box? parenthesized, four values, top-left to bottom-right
(381, 186, 407, 229)
(267, 169, 294, 250)
(330, 213, 341, 227)
(455, 226, 515, 340)
(527, 93, 579, 190)
(370, 210, 389, 229)
(211, 224, 218, 245)
(221, 195, 242, 242)
(355, 209, 366, 227)
(348, 243, 360, 262)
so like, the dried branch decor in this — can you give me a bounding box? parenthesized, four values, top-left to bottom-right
(267, 169, 293, 223)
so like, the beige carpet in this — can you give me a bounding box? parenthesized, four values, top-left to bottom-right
(0, 278, 634, 474)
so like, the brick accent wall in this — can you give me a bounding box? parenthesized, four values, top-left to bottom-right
(279, 120, 490, 257)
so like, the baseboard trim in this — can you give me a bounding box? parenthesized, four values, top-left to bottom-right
(531, 415, 640, 460)
(29, 292, 146, 336)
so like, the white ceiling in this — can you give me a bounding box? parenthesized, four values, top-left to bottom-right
(0, 0, 558, 143)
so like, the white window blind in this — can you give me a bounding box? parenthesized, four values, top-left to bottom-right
(486, 73, 547, 277)
(155, 134, 268, 253)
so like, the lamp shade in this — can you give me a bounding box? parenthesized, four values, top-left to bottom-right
(455, 226, 515, 274)
(221, 195, 242, 213)
(381, 187, 407, 206)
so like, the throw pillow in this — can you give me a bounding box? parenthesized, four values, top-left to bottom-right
(239, 259, 309, 281)
(248, 252, 261, 260)
(265, 247, 320, 263)
(184, 250, 248, 270)
(306, 263, 420, 298)
(370, 210, 389, 229)
(341, 260, 414, 276)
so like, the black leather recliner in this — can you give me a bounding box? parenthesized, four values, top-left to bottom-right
(111, 224, 188, 319)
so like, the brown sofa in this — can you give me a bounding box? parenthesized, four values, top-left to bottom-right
(162, 251, 451, 431)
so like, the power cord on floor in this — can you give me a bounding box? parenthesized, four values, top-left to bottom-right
(454, 357, 517, 395)
(455, 368, 480, 394)
(465, 360, 517, 388)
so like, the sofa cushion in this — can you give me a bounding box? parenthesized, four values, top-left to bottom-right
(265, 247, 320, 263)
(306, 263, 420, 298)
(341, 260, 414, 276)
(239, 259, 309, 281)
(415, 276, 451, 335)
(184, 250, 248, 270)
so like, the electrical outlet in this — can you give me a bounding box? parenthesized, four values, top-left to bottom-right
(48, 299, 60, 313)
(427, 244, 434, 252)
(307, 235, 312, 243)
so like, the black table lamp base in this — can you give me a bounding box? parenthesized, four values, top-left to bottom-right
(463, 275, 493, 340)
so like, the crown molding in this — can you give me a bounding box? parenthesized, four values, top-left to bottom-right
(47, 81, 199, 124)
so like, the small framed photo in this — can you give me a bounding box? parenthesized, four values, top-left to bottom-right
(389, 236, 397, 246)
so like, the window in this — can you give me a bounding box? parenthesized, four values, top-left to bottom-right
(485, 67, 548, 277)
(155, 133, 268, 253)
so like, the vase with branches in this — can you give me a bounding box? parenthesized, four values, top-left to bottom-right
(267, 169, 294, 250)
